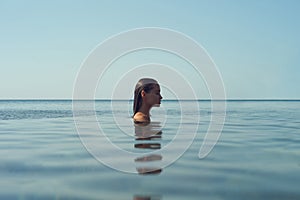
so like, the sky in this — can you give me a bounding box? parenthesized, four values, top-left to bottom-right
(0, 0, 299, 99)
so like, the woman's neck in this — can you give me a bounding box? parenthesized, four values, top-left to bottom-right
(138, 103, 151, 117)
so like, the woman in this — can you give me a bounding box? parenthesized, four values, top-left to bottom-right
(133, 78, 163, 123)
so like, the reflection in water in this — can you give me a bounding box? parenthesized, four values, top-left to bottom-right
(134, 143, 161, 149)
(135, 154, 162, 162)
(136, 167, 162, 175)
(134, 122, 162, 139)
(134, 122, 163, 175)
(133, 194, 162, 200)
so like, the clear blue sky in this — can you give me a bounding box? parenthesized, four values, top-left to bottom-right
(1, 0, 299, 99)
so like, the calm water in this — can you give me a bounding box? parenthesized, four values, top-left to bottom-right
(0, 100, 300, 200)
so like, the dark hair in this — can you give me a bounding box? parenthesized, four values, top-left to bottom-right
(133, 78, 158, 115)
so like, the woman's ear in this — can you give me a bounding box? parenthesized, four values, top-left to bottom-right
(141, 90, 146, 97)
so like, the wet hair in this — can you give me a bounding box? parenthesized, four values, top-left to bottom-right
(133, 78, 158, 115)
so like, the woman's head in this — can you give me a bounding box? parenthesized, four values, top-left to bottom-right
(133, 78, 162, 115)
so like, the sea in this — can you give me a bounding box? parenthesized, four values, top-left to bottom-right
(0, 100, 299, 200)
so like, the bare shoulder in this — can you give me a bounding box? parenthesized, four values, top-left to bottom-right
(133, 112, 150, 123)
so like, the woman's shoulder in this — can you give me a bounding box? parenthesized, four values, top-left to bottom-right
(133, 112, 150, 124)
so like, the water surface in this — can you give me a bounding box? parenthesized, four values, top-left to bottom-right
(0, 100, 299, 199)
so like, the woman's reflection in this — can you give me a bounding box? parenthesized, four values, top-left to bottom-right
(134, 122, 163, 175)
(133, 194, 162, 200)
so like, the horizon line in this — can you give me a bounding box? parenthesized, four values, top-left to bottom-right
(1, 98, 300, 101)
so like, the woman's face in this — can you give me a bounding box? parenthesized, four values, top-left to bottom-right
(144, 84, 162, 107)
